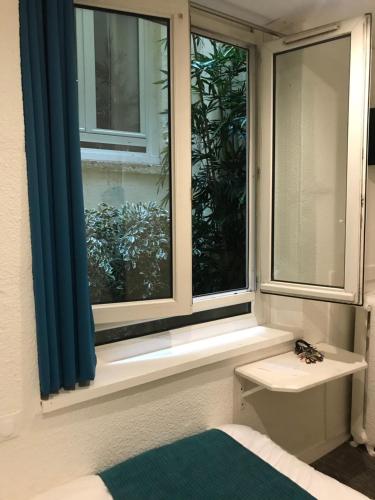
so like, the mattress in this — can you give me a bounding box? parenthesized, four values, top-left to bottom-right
(31, 424, 368, 500)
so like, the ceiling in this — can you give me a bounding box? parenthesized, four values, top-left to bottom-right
(196, 0, 375, 27)
(211, 0, 321, 23)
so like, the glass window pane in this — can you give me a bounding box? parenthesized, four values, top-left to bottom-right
(273, 36, 350, 287)
(191, 34, 248, 297)
(94, 11, 140, 133)
(77, 8, 172, 305)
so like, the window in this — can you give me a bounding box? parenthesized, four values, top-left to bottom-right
(259, 15, 371, 304)
(75, 1, 255, 336)
(76, 1, 191, 325)
(76, 2, 370, 342)
(77, 6, 173, 306)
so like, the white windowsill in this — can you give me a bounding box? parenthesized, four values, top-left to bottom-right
(41, 320, 296, 414)
(80, 147, 160, 167)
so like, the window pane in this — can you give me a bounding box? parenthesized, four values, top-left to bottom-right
(77, 8, 172, 305)
(191, 34, 248, 296)
(94, 11, 140, 133)
(273, 37, 350, 287)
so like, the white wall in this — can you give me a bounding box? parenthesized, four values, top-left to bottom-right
(0, 1, 363, 499)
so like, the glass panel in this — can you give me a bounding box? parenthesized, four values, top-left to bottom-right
(76, 8, 171, 305)
(191, 34, 248, 296)
(273, 36, 351, 287)
(94, 11, 140, 133)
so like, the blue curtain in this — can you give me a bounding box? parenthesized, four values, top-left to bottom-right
(19, 0, 96, 398)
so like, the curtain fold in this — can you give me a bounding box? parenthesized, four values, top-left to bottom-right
(19, 0, 96, 398)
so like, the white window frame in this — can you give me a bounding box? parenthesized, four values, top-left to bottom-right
(259, 15, 372, 304)
(76, 2, 258, 329)
(189, 11, 258, 314)
(76, 0, 192, 325)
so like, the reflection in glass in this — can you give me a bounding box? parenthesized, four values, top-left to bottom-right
(273, 36, 350, 287)
(94, 11, 140, 132)
(76, 8, 171, 304)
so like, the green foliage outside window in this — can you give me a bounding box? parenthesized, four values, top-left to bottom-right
(85, 203, 171, 304)
(190, 34, 247, 295)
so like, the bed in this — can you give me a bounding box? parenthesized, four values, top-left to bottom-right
(32, 425, 368, 499)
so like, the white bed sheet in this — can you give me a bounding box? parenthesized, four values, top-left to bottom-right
(31, 424, 369, 500)
(219, 424, 368, 500)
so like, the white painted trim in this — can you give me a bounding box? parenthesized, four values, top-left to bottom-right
(82, 9, 97, 133)
(188, 25, 257, 315)
(76, 0, 185, 19)
(138, 19, 147, 140)
(190, 6, 265, 46)
(80, 148, 159, 166)
(260, 283, 355, 303)
(80, 131, 147, 147)
(248, 44, 257, 291)
(193, 291, 254, 313)
(75, 8, 86, 130)
(259, 15, 372, 305)
(41, 324, 295, 413)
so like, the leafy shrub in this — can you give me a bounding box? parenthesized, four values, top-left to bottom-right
(158, 37, 247, 296)
(190, 36, 248, 295)
(85, 202, 171, 304)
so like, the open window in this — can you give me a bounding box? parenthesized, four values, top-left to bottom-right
(76, 0, 191, 324)
(74, 1, 258, 338)
(259, 15, 372, 304)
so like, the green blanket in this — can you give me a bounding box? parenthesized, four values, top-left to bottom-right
(100, 429, 316, 499)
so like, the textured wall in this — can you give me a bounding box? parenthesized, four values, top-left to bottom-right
(0, 0, 38, 419)
(0, 1, 361, 499)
